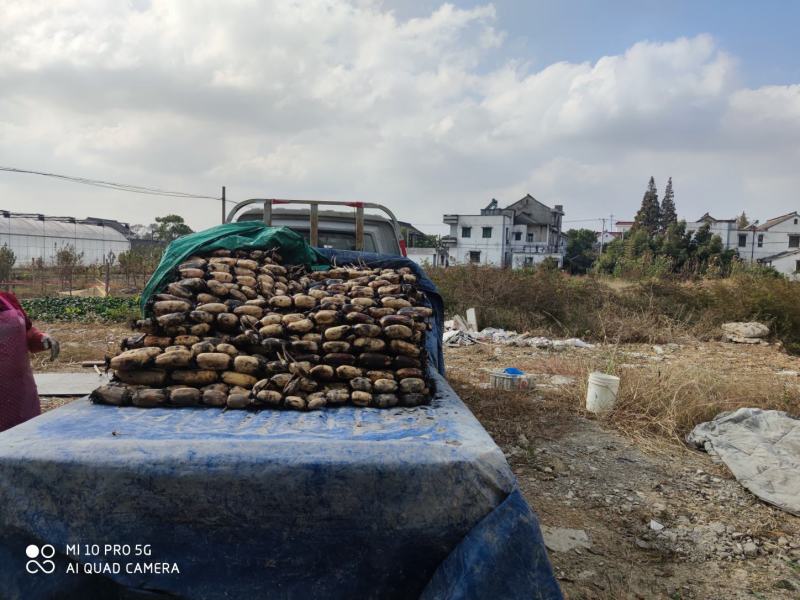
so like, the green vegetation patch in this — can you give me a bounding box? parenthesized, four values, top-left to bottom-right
(21, 296, 140, 323)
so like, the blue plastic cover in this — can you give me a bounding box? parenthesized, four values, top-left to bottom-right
(504, 367, 525, 376)
(0, 252, 560, 599)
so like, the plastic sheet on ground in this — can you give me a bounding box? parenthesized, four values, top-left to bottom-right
(0, 250, 560, 599)
(688, 408, 800, 516)
(444, 325, 592, 350)
(443, 329, 478, 347)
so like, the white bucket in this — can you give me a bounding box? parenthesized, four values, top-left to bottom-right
(586, 372, 620, 414)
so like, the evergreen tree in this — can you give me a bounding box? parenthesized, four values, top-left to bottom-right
(660, 177, 677, 232)
(736, 211, 750, 229)
(152, 214, 193, 242)
(632, 176, 661, 234)
(657, 220, 691, 271)
(564, 228, 598, 274)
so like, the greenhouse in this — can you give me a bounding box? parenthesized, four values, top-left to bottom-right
(0, 211, 131, 265)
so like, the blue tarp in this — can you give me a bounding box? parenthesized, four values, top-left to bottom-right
(0, 252, 560, 600)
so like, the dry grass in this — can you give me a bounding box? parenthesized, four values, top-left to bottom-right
(576, 355, 798, 443)
(429, 265, 800, 351)
(449, 372, 574, 447)
(29, 322, 128, 373)
(445, 342, 800, 445)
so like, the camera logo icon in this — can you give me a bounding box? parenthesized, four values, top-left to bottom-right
(25, 544, 56, 574)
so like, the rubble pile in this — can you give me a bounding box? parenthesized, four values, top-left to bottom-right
(92, 248, 433, 410)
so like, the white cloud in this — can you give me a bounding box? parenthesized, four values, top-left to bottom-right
(0, 1, 798, 235)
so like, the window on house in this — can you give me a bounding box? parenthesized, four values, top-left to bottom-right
(796, 260, 800, 273)
(790, 235, 800, 248)
(738, 234, 747, 247)
(461, 227, 471, 238)
(524, 257, 534, 266)
(757, 234, 763, 248)
(526, 233, 533, 243)
(795, 218, 798, 225)
(482, 227, 492, 238)
(514, 232, 522, 241)
(469, 251, 481, 264)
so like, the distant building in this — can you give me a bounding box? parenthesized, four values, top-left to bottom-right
(0, 210, 131, 265)
(749, 211, 800, 277)
(760, 249, 800, 280)
(397, 221, 428, 248)
(686, 213, 738, 249)
(615, 220, 634, 234)
(441, 194, 565, 268)
(596, 231, 622, 246)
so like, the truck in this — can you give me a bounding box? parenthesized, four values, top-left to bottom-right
(0, 202, 561, 599)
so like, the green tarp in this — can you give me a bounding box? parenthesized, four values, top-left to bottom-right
(140, 223, 327, 313)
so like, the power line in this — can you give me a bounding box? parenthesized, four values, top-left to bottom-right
(0, 166, 221, 201)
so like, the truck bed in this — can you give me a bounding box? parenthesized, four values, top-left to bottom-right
(0, 251, 560, 599)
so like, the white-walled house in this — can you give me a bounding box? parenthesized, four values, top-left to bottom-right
(441, 195, 565, 268)
(760, 249, 800, 280)
(741, 211, 800, 264)
(596, 231, 622, 246)
(686, 214, 739, 248)
(615, 221, 634, 234)
(405, 246, 447, 268)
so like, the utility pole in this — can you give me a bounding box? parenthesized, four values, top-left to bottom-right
(600, 218, 606, 253)
(221, 186, 226, 224)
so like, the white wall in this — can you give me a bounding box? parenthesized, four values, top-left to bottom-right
(686, 220, 738, 250)
(752, 217, 800, 261)
(763, 252, 800, 280)
(511, 253, 564, 268)
(446, 214, 510, 266)
(406, 247, 437, 268)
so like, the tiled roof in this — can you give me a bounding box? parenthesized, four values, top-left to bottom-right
(757, 211, 799, 231)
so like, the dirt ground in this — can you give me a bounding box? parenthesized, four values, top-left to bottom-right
(447, 342, 800, 600)
(29, 322, 800, 599)
(31, 322, 129, 373)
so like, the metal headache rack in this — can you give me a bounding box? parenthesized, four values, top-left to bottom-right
(225, 198, 404, 254)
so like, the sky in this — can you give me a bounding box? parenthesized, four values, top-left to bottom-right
(1, 0, 799, 235)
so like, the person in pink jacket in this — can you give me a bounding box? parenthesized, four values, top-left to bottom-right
(0, 292, 59, 431)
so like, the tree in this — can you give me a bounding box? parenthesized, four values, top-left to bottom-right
(632, 176, 661, 234)
(56, 244, 84, 294)
(152, 215, 193, 242)
(130, 224, 156, 239)
(411, 234, 440, 249)
(118, 246, 162, 288)
(736, 212, 750, 229)
(0, 244, 16, 289)
(564, 229, 598, 274)
(657, 220, 692, 271)
(660, 177, 677, 232)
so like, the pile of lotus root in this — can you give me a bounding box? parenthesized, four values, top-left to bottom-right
(92, 248, 433, 411)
